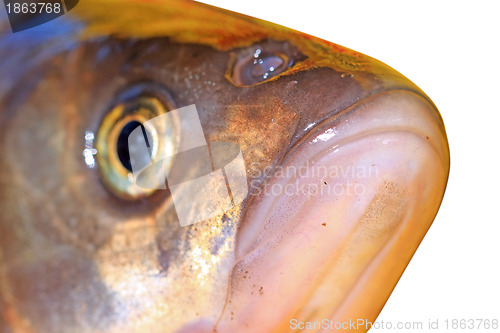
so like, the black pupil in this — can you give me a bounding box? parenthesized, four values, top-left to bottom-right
(117, 121, 142, 172)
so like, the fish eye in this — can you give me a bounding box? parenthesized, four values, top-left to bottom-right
(95, 87, 179, 200)
(226, 41, 306, 87)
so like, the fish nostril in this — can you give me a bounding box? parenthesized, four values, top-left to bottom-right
(225, 40, 307, 87)
(250, 53, 285, 79)
(230, 50, 289, 86)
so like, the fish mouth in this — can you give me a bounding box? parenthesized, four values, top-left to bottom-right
(217, 89, 449, 331)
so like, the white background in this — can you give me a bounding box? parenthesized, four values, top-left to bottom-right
(200, 1, 500, 331)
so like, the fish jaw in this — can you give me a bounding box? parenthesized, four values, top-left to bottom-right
(214, 89, 449, 332)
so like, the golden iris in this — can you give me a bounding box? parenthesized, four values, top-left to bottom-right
(96, 96, 179, 200)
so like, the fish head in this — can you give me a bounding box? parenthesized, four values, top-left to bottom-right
(0, 1, 449, 332)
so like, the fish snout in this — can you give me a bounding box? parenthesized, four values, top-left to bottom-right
(221, 89, 449, 332)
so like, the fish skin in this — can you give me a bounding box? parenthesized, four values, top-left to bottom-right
(0, 1, 450, 332)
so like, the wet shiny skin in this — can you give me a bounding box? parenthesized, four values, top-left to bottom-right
(0, 1, 449, 332)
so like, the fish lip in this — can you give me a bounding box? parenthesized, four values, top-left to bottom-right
(287, 88, 437, 160)
(273, 87, 449, 185)
(235, 88, 449, 260)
